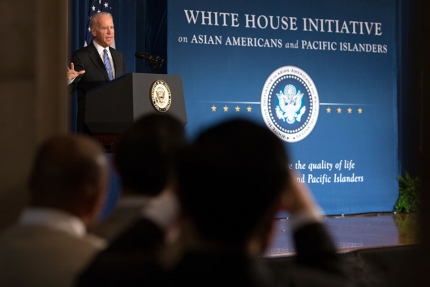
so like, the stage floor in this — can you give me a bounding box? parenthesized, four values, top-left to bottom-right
(264, 212, 420, 257)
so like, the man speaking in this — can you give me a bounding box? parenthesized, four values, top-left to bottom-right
(68, 12, 126, 134)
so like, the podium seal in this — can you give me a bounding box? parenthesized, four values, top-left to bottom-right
(261, 66, 319, 143)
(150, 79, 172, 112)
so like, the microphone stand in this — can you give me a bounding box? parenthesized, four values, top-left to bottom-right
(149, 60, 158, 74)
(149, 57, 164, 73)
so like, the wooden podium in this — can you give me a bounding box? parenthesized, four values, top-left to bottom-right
(85, 73, 187, 152)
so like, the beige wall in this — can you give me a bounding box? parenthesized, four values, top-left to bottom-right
(0, 0, 68, 231)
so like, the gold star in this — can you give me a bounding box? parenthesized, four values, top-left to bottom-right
(211, 105, 216, 112)
(358, 108, 362, 114)
(348, 108, 352, 113)
(235, 106, 240, 112)
(247, 106, 252, 112)
(337, 107, 342, 113)
(223, 106, 228, 112)
(327, 107, 331, 113)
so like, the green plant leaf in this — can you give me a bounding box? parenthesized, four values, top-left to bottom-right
(395, 172, 421, 213)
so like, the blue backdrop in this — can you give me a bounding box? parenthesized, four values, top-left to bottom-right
(167, 0, 398, 215)
(70, 0, 421, 217)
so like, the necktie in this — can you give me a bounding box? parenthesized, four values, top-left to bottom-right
(103, 49, 114, 81)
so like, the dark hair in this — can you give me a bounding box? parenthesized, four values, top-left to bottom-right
(115, 114, 187, 196)
(179, 119, 290, 243)
(29, 136, 106, 214)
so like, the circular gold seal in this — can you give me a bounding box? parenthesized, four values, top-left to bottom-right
(150, 79, 172, 112)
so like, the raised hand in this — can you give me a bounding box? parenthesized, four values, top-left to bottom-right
(280, 172, 321, 215)
(67, 63, 85, 81)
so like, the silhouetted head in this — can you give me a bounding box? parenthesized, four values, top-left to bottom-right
(115, 114, 187, 196)
(179, 119, 290, 245)
(29, 135, 109, 226)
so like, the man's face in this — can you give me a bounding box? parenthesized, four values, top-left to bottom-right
(91, 15, 114, 48)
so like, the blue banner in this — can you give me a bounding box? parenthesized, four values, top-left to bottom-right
(167, 0, 398, 215)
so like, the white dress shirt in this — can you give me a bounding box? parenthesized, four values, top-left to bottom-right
(19, 207, 87, 238)
(92, 40, 116, 79)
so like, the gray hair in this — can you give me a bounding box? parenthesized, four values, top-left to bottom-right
(90, 12, 113, 29)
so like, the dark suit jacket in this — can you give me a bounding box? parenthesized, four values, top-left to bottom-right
(166, 223, 353, 287)
(70, 42, 126, 133)
(78, 218, 165, 287)
(77, 222, 353, 287)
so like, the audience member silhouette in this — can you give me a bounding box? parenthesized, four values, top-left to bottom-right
(94, 114, 186, 243)
(0, 135, 109, 287)
(169, 119, 352, 287)
(79, 114, 187, 286)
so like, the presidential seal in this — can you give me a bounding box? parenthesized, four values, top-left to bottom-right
(261, 66, 319, 143)
(150, 79, 172, 112)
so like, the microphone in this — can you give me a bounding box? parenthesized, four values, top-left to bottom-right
(135, 51, 164, 73)
(135, 52, 156, 61)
